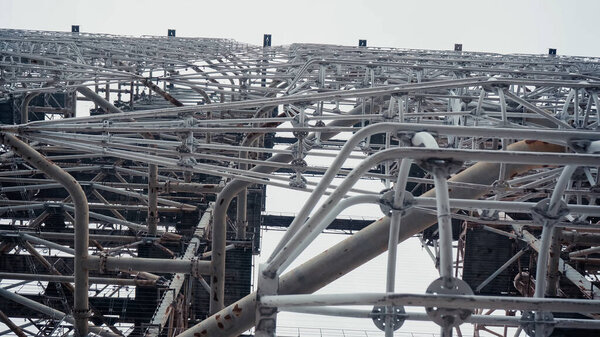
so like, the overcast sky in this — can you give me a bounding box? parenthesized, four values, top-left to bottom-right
(2, 0, 600, 57)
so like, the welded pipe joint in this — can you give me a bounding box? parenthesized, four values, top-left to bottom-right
(531, 198, 569, 225)
(256, 263, 279, 337)
(379, 189, 414, 216)
(417, 158, 463, 177)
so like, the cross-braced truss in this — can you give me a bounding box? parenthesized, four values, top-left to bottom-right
(0, 28, 600, 337)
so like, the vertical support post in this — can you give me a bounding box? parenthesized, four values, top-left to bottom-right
(384, 159, 412, 337)
(148, 163, 158, 236)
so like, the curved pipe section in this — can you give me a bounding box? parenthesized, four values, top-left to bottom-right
(0, 133, 90, 336)
(20, 92, 40, 124)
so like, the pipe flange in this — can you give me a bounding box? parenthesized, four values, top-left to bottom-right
(371, 305, 406, 331)
(72, 308, 91, 320)
(378, 189, 414, 216)
(191, 257, 201, 279)
(531, 198, 569, 225)
(425, 277, 473, 329)
(520, 311, 555, 337)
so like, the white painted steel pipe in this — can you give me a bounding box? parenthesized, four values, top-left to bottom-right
(277, 194, 380, 273)
(260, 293, 600, 313)
(283, 307, 600, 329)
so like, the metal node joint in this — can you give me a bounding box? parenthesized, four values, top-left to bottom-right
(72, 308, 92, 321)
(379, 189, 414, 216)
(531, 198, 569, 225)
(567, 139, 591, 153)
(418, 158, 463, 177)
(371, 305, 406, 331)
(520, 311, 555, 337)
(425, 277, 474, 329)
(178, 157, 197, 168)
(256, 264, 279, 337)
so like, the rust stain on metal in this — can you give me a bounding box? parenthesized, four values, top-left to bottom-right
(232, 303, 242, 316)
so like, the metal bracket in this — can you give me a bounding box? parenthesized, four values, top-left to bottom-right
(255, 263, 279, 337)
(378, 189, 414, 216)
(531, 198, 569, 225)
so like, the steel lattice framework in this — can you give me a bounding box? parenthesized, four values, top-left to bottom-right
(0, 28, 600, 337)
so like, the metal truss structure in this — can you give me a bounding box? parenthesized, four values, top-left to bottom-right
(1, 28, 600, 337)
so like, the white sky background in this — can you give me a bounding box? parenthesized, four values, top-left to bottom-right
(1, 0, 600, 57)
(1, 1, 598, 336)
